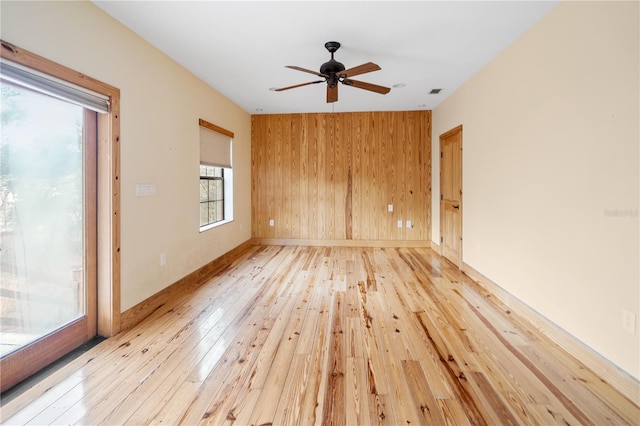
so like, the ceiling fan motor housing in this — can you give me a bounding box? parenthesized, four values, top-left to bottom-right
(320, 59, 345, 86)
(321, 41, 346, 87)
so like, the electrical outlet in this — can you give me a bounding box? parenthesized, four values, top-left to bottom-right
(397, 220, 403, 228)
(160, 252, 166, 266)
(406, 220, 412, 228)
(388, 204, 394, 212)
(269, 219, 275, 227)
(623, 310, 636, 334)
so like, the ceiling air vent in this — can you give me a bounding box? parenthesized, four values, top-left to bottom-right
(429, 88, 442, 94)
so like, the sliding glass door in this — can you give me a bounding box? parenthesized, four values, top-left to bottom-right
(0, 80, 97, 386)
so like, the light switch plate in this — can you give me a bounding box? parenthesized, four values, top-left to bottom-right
(136, 183, 156, 197)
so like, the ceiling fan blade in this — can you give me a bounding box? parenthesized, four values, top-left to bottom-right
(285, 65, 328, 78)
(327, 85, 338, 103)
(342, 79, 390, 94)
(341, 62, 381, 78)
(275, 80, 324, 91)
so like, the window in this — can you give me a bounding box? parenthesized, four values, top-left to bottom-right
(200, 165, 224, 226)
(199, 119, 233, 231)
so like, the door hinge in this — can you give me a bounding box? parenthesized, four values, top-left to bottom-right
(440, 236, 443, 243)
(440, 152, 443, 158)
(440, 194, 443, 201)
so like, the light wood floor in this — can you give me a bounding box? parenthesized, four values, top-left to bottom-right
(1, 245, 638, 425)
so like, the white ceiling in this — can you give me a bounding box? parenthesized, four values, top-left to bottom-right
(93, 1, 558, 115)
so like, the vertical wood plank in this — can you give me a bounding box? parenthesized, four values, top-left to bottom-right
(281, 114, 292, 237)
(332, 113, 344, 240)
(363, 112, 373, 240)
(290, 114, 301, 238)
(299, 114, 309, 239)
(309, 115, 319, 239)
(274, 114, 284, 238)
(352, 113, 362, 240)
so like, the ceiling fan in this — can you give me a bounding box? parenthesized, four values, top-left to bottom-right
(275, 41, 391, 103)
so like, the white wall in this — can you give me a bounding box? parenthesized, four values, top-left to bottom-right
(432, 1, 639, 378)
(1, 1, 252, 312)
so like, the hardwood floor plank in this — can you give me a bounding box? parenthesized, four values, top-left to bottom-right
(414, 311, 488, 425)
(245, 299, 313, 424)
(1, 245, 637, 426)
(221, 387, 261, 426)
(368, 393, 395, 425)
(345, 356, 371, 425)
(319, 292, 346, 426)
(436, 398, 473, 426)
(368, 292, 421, 425)
(469, 371, 521, 425)
(241, 267, 326, 424)
(401, 359, 446, 424)
(271, 352, 320, 426)
(296, 279, 334, 426)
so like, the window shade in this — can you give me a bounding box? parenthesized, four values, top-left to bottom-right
(200, 123, 232, 168)
(0, 59, 110, 113)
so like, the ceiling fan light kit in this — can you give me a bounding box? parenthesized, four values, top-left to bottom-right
(276, 41, 391, 103)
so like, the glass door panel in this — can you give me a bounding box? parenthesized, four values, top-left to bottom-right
(0, 81, 96, 373)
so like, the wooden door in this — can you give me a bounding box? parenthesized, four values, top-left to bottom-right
(440, 125, 462, 267)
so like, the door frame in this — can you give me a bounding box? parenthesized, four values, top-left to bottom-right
(0, 40, 121, 392)
(439, 125, 463, 268)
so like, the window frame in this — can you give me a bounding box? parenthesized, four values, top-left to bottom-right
(198, 119, 234, 232)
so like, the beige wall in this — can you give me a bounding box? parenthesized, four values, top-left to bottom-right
(432, 1, 639, 378)
(1, 1, 252, 312)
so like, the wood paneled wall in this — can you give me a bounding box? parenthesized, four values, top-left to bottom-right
(251, 111, 431, 243)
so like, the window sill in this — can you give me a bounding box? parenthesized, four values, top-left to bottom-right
(199, 219, 233, 233)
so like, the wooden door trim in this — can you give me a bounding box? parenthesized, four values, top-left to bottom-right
(440, 124, 463, 141)
(0, 41, 121, 334)
(0, 40, 121, 392)
(439, 125, 463, 268)
(84, 110, 98, 337)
